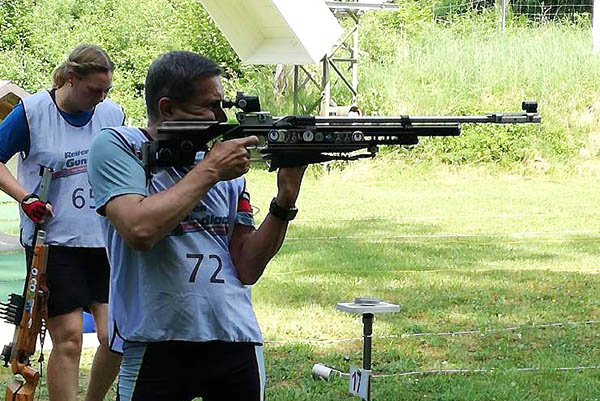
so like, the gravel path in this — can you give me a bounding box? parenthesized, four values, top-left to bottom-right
(0, 233, 20, 252)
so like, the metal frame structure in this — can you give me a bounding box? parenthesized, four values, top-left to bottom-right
(292, 1, 399, 116)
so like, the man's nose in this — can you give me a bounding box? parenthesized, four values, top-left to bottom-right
(215, 107, 228, 122)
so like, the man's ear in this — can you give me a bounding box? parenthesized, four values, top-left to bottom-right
(158, 97, 176, 120)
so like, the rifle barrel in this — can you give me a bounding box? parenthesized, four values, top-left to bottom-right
(311, 114, 541, 124)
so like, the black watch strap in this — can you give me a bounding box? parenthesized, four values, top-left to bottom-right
(269, 197, 298, 221)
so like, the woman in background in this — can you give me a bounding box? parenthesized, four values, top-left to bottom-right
(0, 44, 124, 401)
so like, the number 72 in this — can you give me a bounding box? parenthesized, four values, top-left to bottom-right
(186, 253, 225, 284)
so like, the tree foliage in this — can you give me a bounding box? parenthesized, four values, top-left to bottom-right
(0, 0, 597, 167)
(0, 0, 239, 124)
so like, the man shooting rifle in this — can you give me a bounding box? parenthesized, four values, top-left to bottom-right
(88, 51, 305, 401)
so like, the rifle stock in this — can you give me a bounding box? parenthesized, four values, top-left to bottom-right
(3, 232, 48, 401)
(5, 365, 38, 401)
(1, 167, 52, 401)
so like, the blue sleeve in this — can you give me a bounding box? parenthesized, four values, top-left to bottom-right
(0, 103, 30, 163)
(88, 128, 148, 216)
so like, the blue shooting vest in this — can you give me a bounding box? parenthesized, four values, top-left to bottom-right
(91, 127, 262, 351)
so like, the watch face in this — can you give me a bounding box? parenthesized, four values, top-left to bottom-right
(285, 208, 298, 220)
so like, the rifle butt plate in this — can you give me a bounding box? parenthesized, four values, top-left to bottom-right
(5, 378, 37, 401)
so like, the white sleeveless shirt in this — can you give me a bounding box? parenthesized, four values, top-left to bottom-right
(18, 90, 124, 246)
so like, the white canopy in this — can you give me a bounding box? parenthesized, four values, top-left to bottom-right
(199, 0, 343, 64)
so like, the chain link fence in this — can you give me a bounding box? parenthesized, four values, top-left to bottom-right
(432, 0, 593, 22)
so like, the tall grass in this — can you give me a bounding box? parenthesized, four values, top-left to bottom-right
(367, 18, 599, 166)
(248, 11, 600, 169)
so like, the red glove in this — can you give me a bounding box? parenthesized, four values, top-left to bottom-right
(21, 194, 50, 224)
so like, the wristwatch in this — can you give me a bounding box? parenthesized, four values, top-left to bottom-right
(269, 197, 298, 221)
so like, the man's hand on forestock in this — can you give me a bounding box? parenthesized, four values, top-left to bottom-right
(203, 136, 259, 181)
(276, 166, 307, 208)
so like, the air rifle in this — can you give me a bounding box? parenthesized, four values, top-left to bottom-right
(0, 167, 52, 401)
(141, 93, 541, 172)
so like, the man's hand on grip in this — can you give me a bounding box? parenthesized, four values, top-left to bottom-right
(21, 194, 53, 224)
(276, 166, 307, 208)
(203, 136, 259, 181)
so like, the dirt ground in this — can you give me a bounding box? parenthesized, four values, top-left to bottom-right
(0, 233, 20, 252)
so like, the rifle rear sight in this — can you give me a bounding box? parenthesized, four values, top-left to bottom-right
(221, 92, 261, 114)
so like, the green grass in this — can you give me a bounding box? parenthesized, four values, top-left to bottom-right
(363, 16, 600, 166)
(252, 162, 600, 400)
(4, 162, 598, 400)
(248, 12, 600, 168)
(0, 251, 25, 296)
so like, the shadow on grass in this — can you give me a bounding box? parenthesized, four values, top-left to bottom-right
(276, 219, 569, 274)
(255, 220, 600, 327)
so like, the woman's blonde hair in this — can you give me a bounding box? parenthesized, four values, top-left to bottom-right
(52, 44, 115, 89)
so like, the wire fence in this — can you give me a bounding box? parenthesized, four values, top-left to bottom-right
(265, 319, 600, 345)
(433, 0, 491, 15)
(328, 364, 600, 378)
(432, 0, 593, 22)
(302, 319, 600, 381)
(512, 1, 592, 19)
(284, 230, 600, 244)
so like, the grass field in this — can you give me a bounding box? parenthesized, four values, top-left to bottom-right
(1, 161, 599, 400)
(2, 3, 600, 399)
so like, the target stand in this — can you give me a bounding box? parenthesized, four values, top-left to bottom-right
(312, 297, 400, 401)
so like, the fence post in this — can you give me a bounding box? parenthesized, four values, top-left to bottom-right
(594, 0, 600, 54)
(500, 0, 507, 31)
